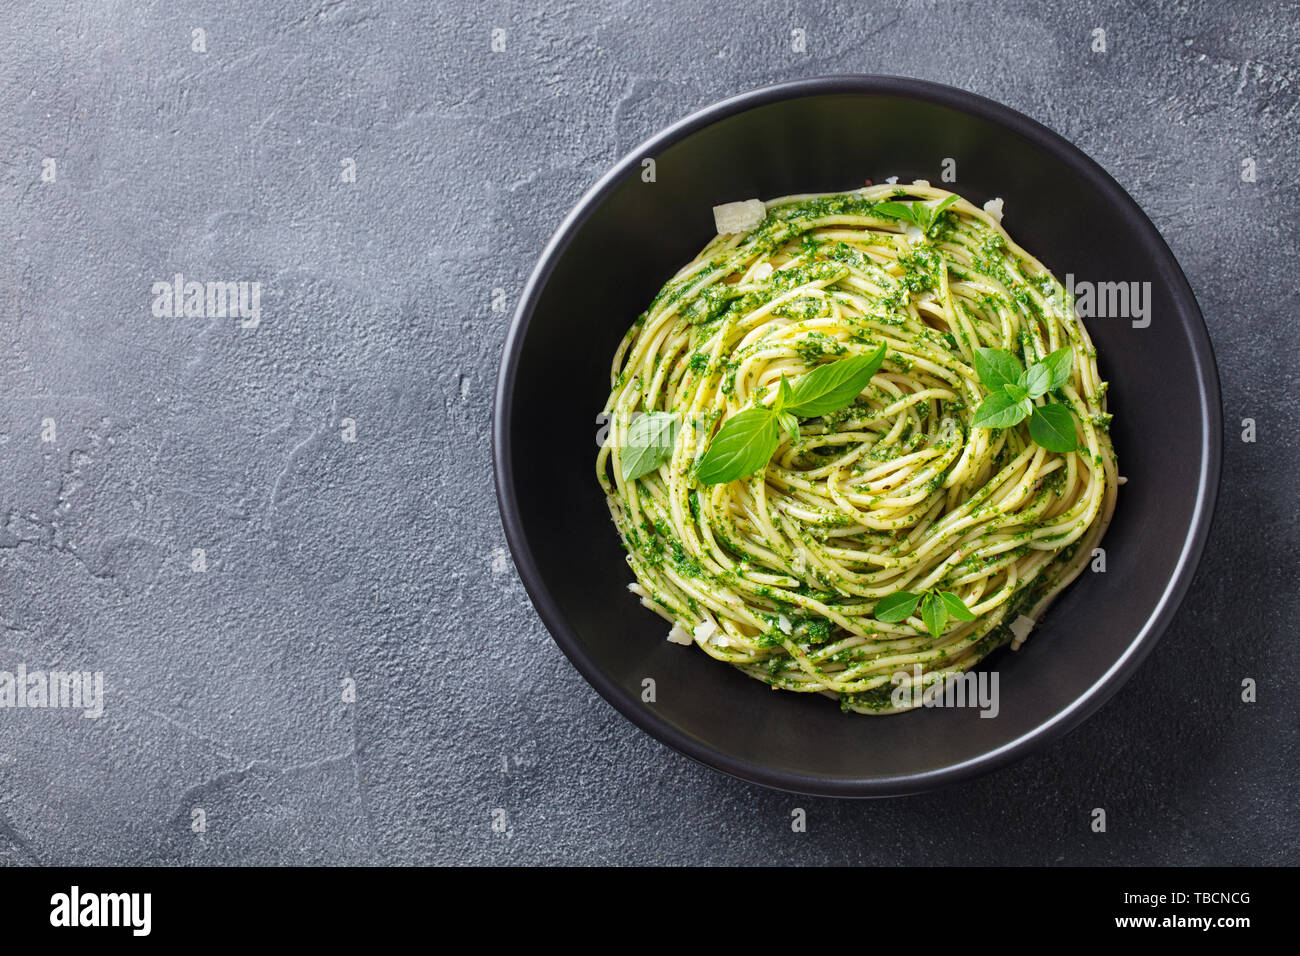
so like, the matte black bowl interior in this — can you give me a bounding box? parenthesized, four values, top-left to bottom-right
(494, 76, 1221, 796)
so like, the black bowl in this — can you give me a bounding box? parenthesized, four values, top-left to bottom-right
(493, 76, 1221, 796)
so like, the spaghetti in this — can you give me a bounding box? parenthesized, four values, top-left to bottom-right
(596, 183, 1118, 713)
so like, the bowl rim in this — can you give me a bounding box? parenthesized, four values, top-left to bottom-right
(492, 74, 1223, 797)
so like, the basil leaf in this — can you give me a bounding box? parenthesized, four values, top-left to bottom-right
(925, 194, 960, 234)
(775, 375, 793, 412)
(972, 390, 1030, 430)
(972, 348, 1024, 392)
(621, 411, 680, 481)
(1004, 381, 1030, 403)
(1023, 360, 1053, 399)
(873, 591, 921, 623)
(1037, 347, 1074, 392)
(920, 591, 948, 637)
(872, 201, 921, 226)
(939, 591, 976, 621)
(696, 407, 780, 484)
(1028, 403, 1079, 452)
(778, 412, 800, 439)
(783, 345, 887, 417)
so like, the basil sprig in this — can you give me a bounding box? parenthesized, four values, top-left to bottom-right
(970, 347, 1079, 453)
(874, 588, 976, 638)
(696, 345, 887, 485)
(693, 407, 779, 485)
(873, 194, 959, 236)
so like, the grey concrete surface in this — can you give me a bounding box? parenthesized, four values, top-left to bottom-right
(0, 0, 1296, 865)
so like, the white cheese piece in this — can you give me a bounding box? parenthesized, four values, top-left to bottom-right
(1117, 475, 1128, 485)
(751, 261, 774, 281)
(912, 178, 931, 187)
(904, 224, 924, 244)
(1009, 614, 1036, 649)
(885, 175, 899, 184)
(692, 618, 719, 644)
(713, 199, 766, 235)
(982, 197, 1005, 223)
(777, 614, 793, 635)
(667, 623, 693, 645)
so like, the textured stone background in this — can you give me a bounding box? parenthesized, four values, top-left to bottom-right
(1, 0, 1296, 865)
